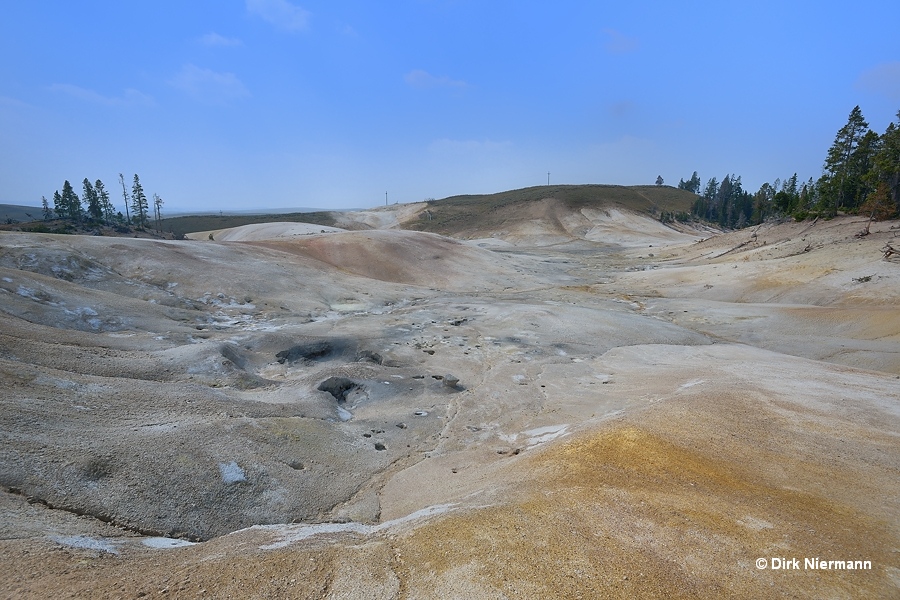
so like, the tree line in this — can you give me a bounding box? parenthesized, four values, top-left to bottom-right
(665, 107, 900, 229)
(42, 173, 164, 231)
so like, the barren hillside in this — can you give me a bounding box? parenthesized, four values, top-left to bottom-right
(1, 205, 898, 598)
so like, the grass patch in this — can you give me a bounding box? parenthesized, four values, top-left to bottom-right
(407, 184, 697, 236)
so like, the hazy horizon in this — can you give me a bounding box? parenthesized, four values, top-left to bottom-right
(2, 1, 898, 213)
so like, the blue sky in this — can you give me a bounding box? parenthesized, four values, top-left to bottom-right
(2, 1, 898, 213)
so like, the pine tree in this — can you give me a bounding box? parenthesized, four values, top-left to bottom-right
(687, 171, 701, 194)
(773, 173, 800, 214)
(95, 180, 114, 224)
(698, 176, 719, 221)
(818, 106, 871, 215)
(679, 171, 701, 193)
(53, 190, 64, 220)
(865, 112, 900, 214)
(131, 174, 149, 229)
(83, 178, 103, 223)
(61, 180, 81, 223)
(752, 183, 774, 223)
(41, 196, 52, 221)
(850, 130, 882, 209)
(703, 177, 719, 200)
(717, 175, 735, 227)
(799, 178, 817, 214)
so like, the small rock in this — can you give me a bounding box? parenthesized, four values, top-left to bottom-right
(396, 422, 408, 429)
(443, 374, 459, 388)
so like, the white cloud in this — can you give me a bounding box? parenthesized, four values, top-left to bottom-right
(404, 69, 468, 90)
(169, 64, 249, 103)
(246, 0, 310, 32)
(855, 62, 900, 101)
(48, 84, 154, 107)
(200, 32, 243, 47)
(602, 28, 639, 54)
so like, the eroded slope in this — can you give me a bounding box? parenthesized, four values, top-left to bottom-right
(1, 212, 898, 598)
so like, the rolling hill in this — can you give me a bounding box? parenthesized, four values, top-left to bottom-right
(158, 184, 697, 238)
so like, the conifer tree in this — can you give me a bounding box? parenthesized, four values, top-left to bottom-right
(41, 196, 52, 221)
(865, 112, 900, 214)
(131, 174, 149, 229)
(818, 106, 872, 215)
(83, 178, 102, 223)
(53, 190, 64, 220)
(95, 180, 114, 224)
(61, 180, 81, 223)
(679, 171, 701, 194)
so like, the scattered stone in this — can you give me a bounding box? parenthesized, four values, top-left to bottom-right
(396, 422, 408, 429)
(443, 374, 460, 388)
(374, 443, 386, 451)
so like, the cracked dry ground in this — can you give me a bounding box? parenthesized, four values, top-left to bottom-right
(1, 215, 898, 598)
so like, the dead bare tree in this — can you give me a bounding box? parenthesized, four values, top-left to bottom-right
(883, 242, 898, 260)
(856, 208, 876, 238)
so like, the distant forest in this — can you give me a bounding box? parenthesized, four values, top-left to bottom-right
(662, 106, 899, 229)
(38, 173, 163, 232)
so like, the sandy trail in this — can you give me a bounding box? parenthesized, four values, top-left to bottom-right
(0, 210, 898, 598)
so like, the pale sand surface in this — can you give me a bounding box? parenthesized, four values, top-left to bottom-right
(185, 221, 346, 241)
(1, 207, 898, 598)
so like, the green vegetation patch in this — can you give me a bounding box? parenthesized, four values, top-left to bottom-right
(406, 184, 697, 236)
